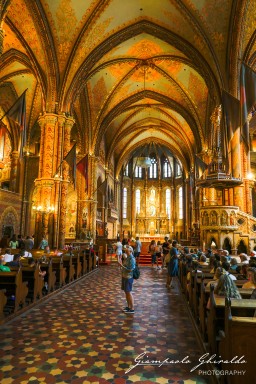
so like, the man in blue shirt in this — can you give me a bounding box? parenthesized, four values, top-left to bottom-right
(134, 236, 142, 265)
(118, 246, 136, 314)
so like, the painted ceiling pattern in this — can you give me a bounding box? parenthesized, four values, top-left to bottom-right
(0, 0, 255, 175)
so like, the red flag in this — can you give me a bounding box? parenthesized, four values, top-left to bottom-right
(76, 154, 88, 191)
(0, 122, 7, 160)
(5, 90, 27, 157)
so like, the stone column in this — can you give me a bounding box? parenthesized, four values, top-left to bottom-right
(76, 154, 87, 239)
(35, 114, 58, 243)
(58, 117, 75, 248)
(88, 155, 98, 241)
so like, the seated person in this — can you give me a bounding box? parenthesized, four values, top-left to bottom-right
(230, 257, 239, 271)
(28, 258, 46, 278)
(242, 267, 256, 289)
(210, 257, 221, 274)
(187, 261, 202, 282)
(222, 261, 237, 280)
(240, 253, 249, 264)
(2, 248, 13, 263)
(214, 274, 241, 298)
(19, 249, 32, 258)
(221, 249, 231, 261)
(206, 267, 225, 288)
(6, 253, 21, 267)
(198, 254, 208, 266)
(0, 255, 11, 271)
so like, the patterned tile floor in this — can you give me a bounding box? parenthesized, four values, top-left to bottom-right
(0, 265, 212, 384)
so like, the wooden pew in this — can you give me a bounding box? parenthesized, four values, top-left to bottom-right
(219, 298, 256, 384)
(62, 254, 75, 283)
(65, 251, 82, 279)
(0, 289, 7, 322)
(37, 258, 56, 293)
(0, 268, 28, 312)
(50, 256, 67, 288)
(11, 264, 44, 302)
(79, 251, 87, 275)
(207, 285, 256, 355)
(82, 249, 92, 272)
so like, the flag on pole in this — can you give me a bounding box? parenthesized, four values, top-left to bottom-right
(222, 90, 240, 142)
(240, 63, 256, 151)
(76, 154, 88, 191)
(5, 90, 27, 157)
(63, 143, 76, 188)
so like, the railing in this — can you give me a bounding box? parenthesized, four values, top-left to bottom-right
(200, 206, 239, 230)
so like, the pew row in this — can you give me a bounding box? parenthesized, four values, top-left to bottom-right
(0, 268, 28, 313)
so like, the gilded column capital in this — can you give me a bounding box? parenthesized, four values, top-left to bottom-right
(38, 113, 58, 127)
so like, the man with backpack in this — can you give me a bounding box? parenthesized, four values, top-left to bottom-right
(118, 246, 136, 314)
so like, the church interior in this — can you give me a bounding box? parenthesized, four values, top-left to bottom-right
(0, 1, 256, 383)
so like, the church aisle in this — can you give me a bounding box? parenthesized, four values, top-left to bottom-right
(0, 265, 213, 384)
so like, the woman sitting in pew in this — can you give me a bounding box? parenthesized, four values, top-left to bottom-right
(214, 274, 242, 299)
(206, 267, 225, 288)
(207, 274, 242, 309)
(242, 267, 256, 289)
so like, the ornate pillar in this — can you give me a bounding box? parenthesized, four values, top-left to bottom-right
(34, 114, 58, 244)
(58, 117, 75, 248)
(115, 178, 121, 237)
(88, 155, 98, 241)
(9, 151, 19, 192)
(232, 129, 243, 209)
(76, 153, 87, 239)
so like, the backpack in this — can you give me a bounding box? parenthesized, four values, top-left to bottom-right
(133, 265, 140, 279)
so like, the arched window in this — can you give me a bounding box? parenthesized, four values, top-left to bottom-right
(177, 162, 181, 177)
(124, 164, 129, 176)
(136, 189, 140, 214)
(123, 188, 127, 218)
(149, 158, 157, 178)
(166, 188, 171, 218)
(135, 166, 142, 178)
(178, 186, 183, 219)
(163, 159, 171, 178)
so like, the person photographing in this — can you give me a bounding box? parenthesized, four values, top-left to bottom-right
(118, 246, 136, 314)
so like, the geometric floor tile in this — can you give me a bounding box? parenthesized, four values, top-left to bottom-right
(0, 265, 210, 383)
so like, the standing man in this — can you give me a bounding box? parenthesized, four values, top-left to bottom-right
(162, 236, 170, 268)
(134, 236, 142, 265)
(114, 239, 123, 263)
(118, 246, 136, 314)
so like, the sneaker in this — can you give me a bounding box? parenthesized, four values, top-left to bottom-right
(122, 306, 130, 311)
(126, 309, 134, 314)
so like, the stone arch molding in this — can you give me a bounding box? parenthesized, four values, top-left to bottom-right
(0, 206, 19, 236)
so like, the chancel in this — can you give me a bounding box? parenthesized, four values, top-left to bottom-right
(0, 1, 255, 383)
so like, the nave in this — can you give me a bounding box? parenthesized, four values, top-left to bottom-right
(0, 266, 213, 384)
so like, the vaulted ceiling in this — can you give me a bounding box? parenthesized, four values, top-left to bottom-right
(0, 0, 255, 176)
